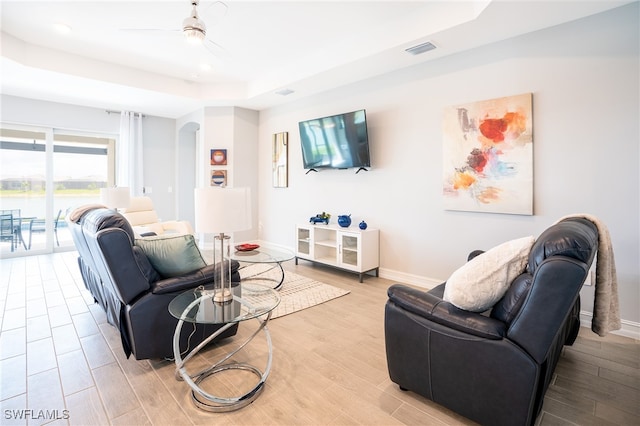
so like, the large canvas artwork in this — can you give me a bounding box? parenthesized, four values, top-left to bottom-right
(442, 93, 533, 215)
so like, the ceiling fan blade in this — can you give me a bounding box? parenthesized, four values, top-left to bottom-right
(119, 28, 181, 32)
(204, 38, 231, 59)
(201, 1, 229, 23)
(118, 1, 231, 61)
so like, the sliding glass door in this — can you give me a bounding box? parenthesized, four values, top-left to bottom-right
(0, 125, 115, 257)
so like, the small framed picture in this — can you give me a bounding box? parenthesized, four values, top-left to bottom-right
(210, 149, 227, 165)
(210, 169, 227, 187)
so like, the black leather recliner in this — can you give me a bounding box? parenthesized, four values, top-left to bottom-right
(385, 218, 599, 426)
(67, 207, 240, 360)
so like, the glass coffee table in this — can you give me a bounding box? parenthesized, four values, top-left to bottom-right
(231, 245, 295, 290)
(168, 283, 280, 412)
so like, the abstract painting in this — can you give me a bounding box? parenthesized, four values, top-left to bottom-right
(442, 93, 533, 215)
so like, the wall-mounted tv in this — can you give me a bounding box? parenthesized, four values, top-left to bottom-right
(298, 109, 371, 171)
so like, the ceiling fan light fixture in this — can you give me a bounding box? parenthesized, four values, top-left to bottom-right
(183, 27, 205, 44)
(183, 2, 206, 45)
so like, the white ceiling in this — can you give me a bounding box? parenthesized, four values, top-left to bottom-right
(0, 0, 632, 118)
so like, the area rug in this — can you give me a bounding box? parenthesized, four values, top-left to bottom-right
(239, 264, 350, 319)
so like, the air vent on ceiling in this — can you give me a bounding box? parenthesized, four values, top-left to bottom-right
(405, 41, 436, 56)
(275, 88, 295, 96)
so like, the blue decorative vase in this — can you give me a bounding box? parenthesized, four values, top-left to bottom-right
(359, 220, 368, 230)
(337, 214, 351, 228)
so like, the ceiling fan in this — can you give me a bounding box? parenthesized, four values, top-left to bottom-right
(121, 0, 228, 56)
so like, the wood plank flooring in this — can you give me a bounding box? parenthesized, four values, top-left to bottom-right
(0, 252, 638, 425)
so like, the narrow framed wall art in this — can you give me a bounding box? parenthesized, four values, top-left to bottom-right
(272, 132, 288, 188)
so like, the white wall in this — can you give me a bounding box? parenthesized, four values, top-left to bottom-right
(1, 95, 120, 134)
(232, 107, 260, 243)
(142, 116, 176, 220)
(257, 4, 640, 331)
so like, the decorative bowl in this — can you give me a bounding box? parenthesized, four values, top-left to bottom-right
(235, 243, 260, 252)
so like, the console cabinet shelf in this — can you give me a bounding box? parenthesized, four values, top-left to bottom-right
(295, 224, 379, 282)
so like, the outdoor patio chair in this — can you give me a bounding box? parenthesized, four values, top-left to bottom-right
(28, 209, 62, 249)
(0, 213, 15, 251)
(0, 209, 27, 251)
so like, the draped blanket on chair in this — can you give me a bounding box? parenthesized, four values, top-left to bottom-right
(556, 214, 621, 336)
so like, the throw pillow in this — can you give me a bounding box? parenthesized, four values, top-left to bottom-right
(443, 235, 536, 312)
(135, 234, 206, 278)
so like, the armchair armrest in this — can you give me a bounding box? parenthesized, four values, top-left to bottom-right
(131, 221, 193, 237)
(387, 284, 506, 339)
(151, 260, 240, 295)
(160, 220, 193, 234)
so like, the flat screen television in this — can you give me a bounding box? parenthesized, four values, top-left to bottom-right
(298, 109, 371, 171)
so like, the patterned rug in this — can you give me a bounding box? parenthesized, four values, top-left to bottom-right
(239, 264, 350, 319)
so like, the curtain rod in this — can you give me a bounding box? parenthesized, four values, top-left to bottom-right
(106, 109, 146, 117)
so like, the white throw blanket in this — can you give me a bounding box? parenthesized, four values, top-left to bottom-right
(556, 214, 621, 336)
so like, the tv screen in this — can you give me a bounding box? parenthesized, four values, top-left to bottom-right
(299, 109, 371, 170)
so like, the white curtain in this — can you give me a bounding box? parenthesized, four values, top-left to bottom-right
(117, 111, 144, 196)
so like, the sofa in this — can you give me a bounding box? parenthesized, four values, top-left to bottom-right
(67, 206, 239, 360)
(122, 196, 193, 236)
(384, 218, 599, 426)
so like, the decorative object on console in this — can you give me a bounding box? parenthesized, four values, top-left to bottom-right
(210, 148, 227, 165)
(272, 132, 288, 188)
(309, 212, 330, 224)
(359, 220, 368, 230)
(195, 187, 251, 303)
(99, 186, 131, 211)
(442, 93, 533, 215)
(337, 214, 352, 228)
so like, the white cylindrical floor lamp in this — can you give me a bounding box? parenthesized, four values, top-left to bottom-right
(194, 187, 251, 303)
(100, 187, 131, 211)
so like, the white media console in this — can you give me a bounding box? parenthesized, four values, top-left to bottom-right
(295, 224, 379, 282)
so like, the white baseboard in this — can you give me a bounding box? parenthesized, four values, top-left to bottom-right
(580, 311, 640, 340)
(378, 268, 442, 290)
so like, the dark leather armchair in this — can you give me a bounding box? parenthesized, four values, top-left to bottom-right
(67, 206, 239, 360)
(385, 218, 599, 426)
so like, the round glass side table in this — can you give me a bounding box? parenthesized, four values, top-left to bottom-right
(231, 245, 295, 290)
(168, 283, 280, 412)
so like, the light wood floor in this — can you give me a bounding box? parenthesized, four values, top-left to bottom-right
(1, 252, 638, 425)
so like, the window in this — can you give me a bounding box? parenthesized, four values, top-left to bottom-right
(0, 125, 115, 256)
